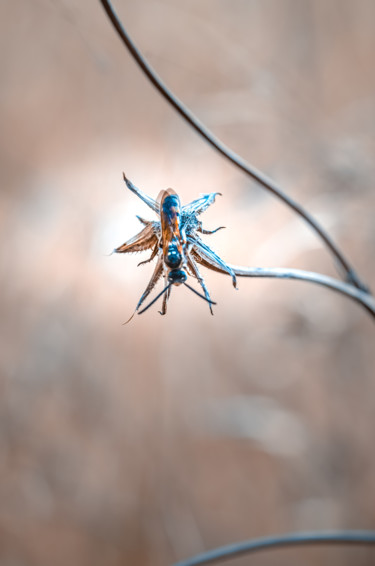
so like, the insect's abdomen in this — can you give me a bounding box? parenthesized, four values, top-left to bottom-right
(161, 194, 180, 226)
(160, 192, 185, 268)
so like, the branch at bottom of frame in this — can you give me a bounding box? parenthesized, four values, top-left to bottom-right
(172, 530, 375, 566)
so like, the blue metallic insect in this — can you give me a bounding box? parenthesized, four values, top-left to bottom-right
(115, 174, 237, 319)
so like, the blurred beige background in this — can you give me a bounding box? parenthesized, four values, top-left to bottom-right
(1, 1, 375, 565)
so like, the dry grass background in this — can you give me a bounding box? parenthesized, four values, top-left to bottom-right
(1, 0, 375, 564)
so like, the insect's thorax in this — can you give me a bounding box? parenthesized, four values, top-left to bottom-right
(165, 240, 183, 269)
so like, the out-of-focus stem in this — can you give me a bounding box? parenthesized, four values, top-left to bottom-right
(173, 530, 375, 566)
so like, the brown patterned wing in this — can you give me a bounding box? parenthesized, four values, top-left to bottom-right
(115, 222, 159, 254)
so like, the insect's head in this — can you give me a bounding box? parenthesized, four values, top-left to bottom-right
(168, 268, 187, 286)
(165, 242, 183, 269)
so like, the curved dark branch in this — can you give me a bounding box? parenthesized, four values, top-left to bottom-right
(227, 265, 375, 320)
(99, 0, 370, 293)
(172, 530, 375, 566)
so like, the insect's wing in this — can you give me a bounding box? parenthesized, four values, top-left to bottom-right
(115, 222, 159, 254)
(191, 250, 225, 275)
(159, 280, 172, 316)
(189, 235, 237, 288)
(123, 173, 159, 214)
(136, 215, 151, 226)
(182, 192, 221, 216)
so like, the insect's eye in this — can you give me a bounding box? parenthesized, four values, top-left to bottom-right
(166, 246, 182, 268)
(168, 269, 187, 284)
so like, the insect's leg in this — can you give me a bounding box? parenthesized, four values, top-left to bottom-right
(198, 225, 226, 235)
(187, 255, 214, 315)
(137, 244, 158, 267)
(124, 255, 163, 323)
(158, 278, 172, 316)
(137, 282, 172, 315)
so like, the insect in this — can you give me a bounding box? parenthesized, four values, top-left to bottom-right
(115, 174, 237, 320)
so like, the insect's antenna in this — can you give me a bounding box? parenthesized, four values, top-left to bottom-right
(183, 282, 217, 306)
(138, 283, 173, 315)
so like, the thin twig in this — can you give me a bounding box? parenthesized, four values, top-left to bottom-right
(227, 265, 375, 319)
(172, 530, 375, 566)
(99, 0, 370, 293)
